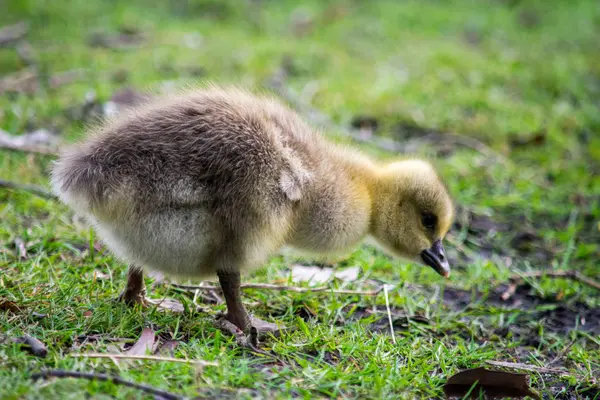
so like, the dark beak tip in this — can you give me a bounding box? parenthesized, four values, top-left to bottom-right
(421, 247, 451, 278)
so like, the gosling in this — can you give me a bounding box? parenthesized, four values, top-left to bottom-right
(51, 86, 454, 334)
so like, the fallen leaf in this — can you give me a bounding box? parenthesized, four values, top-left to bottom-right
(83, 310, 93, 317)
(146, 298, 185, 313)
(443, 367, 540, 399)
(0, 299, 21, 312)
(90, 270, 110, 281)
(126, 327, 156, 355)
(333, 266, 360, 282)
(15, 334, 47, 358)
(291, 265, 333, 284)
(290, 265, 360, 285)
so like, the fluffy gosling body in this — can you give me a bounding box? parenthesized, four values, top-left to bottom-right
(51, 86, 454, 333)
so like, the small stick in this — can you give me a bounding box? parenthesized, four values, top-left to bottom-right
(171, 282, 387, 296)
(383, 284, 396, 344)
(486, 360, 569, 376)
(509, 271, 600, 291)
(71, 352, 217, 367)
(30, 369, 183, 400)
(15, 335, 48, 358)
(0, 179, 57, 200)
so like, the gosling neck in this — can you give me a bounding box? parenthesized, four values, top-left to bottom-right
(332, 148, 380, 231)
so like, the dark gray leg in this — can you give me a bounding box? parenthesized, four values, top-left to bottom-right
(217, 269, 282, 335)
(117, 265, 147, 306)
(218, 270, 252, 331)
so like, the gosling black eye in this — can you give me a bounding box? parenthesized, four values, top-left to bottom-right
(422, 213, 437, 230)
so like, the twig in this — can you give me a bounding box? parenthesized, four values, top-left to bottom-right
(71, 352, 217, 367)
(486, 360, 569, 376)
(0, 179, 57, 200)
(171, 282, 386, 296)
(383, 284, 396, 344)
(30, 369, 183, 400)
(509, 271, 600, 291)
(15, 335, 48, 358)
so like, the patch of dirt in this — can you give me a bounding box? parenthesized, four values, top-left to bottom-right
(546, 382, 600, 400)
(449, 206, 558, 266)
(536, 303, 600, 334)
(487, 283, 556, 309)
(436, 284, 599, 338)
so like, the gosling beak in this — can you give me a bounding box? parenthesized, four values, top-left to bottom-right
(420, 239, 450, 278)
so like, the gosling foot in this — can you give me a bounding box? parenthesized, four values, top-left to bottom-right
(117, 264, 148, 307)
(215, 313, 284, 348)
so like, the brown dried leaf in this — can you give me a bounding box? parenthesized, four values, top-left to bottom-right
(443, 367, 540, 399)
(126, 327, 156, 355)
(146, 298, 185, 313)
(0, 299, 21, 312)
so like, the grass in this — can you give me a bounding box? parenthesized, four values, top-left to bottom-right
(1, 0, 599, 398)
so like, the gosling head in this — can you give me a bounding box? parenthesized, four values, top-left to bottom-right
(370, 159, 454, 277)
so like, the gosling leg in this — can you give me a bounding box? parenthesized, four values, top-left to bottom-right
(217, 270, 251, 331)
(117, 265, 147, 306)
(217, 270, 281, 335)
